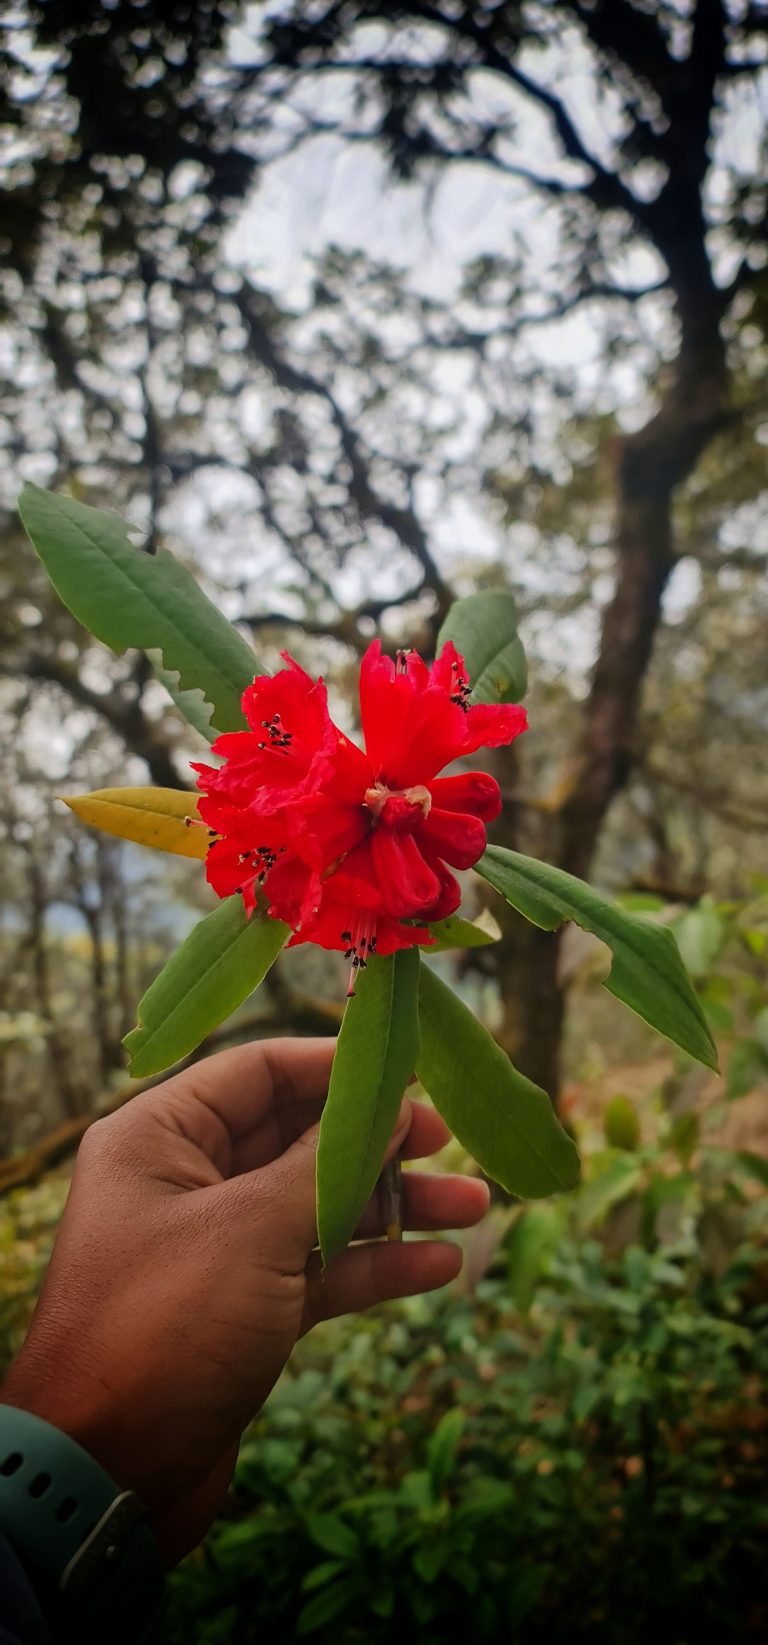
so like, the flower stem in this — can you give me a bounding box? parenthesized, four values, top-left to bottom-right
(380, 1153, 403, 1242)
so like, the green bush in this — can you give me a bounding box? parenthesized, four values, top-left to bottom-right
(167, 1219, 768, 1643)
(3, 890, 767, 1641)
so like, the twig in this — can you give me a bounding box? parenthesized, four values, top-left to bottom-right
(380, 1152, 404, 1242)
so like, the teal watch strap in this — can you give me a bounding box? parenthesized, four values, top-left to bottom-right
(0, 1405, 165, 1642)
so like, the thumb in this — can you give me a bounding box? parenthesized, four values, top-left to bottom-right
(234, 1097, 414, 1267)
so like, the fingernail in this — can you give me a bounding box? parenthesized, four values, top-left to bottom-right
(394, 1096, 412, 1139)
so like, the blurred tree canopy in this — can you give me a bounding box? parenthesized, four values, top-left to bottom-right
(1, 1, 767, 1141)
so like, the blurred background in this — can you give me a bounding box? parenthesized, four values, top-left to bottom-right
(1, 3, 767, 1640)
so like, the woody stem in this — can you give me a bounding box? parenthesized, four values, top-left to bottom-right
(380, 1152, 403, 1242)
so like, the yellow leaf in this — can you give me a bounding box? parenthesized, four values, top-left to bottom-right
(63, 788, 210, 859)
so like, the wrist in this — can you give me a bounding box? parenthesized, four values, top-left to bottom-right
(0, 1402, 166, 1642)
(1, 1346, 171, 1552)
(1, 1347, 219, 1565)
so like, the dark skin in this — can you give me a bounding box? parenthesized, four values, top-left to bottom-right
(1, 1038, 488, 1562)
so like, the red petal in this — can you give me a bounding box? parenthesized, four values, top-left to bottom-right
(460, 702, 528, 755)
(429, 772, 502, 822)
(429, 639, 468, 693)
(266, 852, 320, 930)
(370, 828, 442, 916)
(419, 808, 486, 870)
(241, 655, 324, 743)
(287, 798, 369, 869)
(421, 857, 462, 922)
(359, 641, 415, 778)
(204, 838, 249, 900)
(289, 902, 428, 956)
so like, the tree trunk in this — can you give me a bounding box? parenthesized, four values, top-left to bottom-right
(25, 857, 81, 1119)
(497, 332, 730, 1099)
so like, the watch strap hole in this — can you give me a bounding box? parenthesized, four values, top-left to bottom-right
(1, 1449, 23, 1476)
(28, 1471, 52, 1498)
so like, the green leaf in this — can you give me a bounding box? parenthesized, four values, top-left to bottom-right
(727, 1037, 768, 1100)
(18, 484, 257, 735)
(504, 1203, 563, 1312)
(301, 1562, 348, 1594)
(305, 1514, 360, 1562)
(124, 898, 288, 1077)
(674, 901, 723, 978)
(297, 1578, 361, 1636)
(147, 648, 217, 744)
(426, 1409, 463, 1492)
(427, 909, 501, 950)
(437, 590, 527, 702)
(316, 949, 420, 1264)
(576, 1157, 644, 1233)
(416, 964, 580, 1197)
(476, 846, 718, 1072)
(603, 1095, 641, 1151)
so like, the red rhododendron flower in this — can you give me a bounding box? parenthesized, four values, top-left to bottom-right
(192, 641, 526, 990)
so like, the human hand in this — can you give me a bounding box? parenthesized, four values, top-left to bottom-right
(1, 1038, 488, 1561)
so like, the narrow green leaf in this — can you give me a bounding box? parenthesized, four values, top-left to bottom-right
(427, 909, 501, 950)
(18, 484, 258, 735)
(301, 1562, 348, 1594)
(477, 846, 719, 1072)
(124, 898, 288, 1077)
(147, 648, 217, 744)
(576, 1157, 644, 1233)
(416, 964, 580, 1197)
(297, 1577, 361, 1636)
(426, 1409, 463, 1492)
(317, 949, 420, 1264)
(305, 1514, 360, 1562)
(504, 1203, 564, 1313)
(437, 590, 527, 702)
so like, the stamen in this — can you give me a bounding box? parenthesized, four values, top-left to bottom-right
(234, 843, 280, 896)
(258, 711, 294, 752)
(344, 914, 377, 996)
(449, 658, 471, 711)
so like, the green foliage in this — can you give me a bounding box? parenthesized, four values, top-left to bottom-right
(416, 963, 580, 1197)
(3, 1019, 767, 1643)
(317, 951, 420, 1264)
(437, 590, 527, 703)
(146, 649, 218, 745)
(426, 911, 501, 950)
(18, 486, 258, 735)
(164, 1162, 768, 1644)
(478, 847, 718, 1071)
(124, 900, 289, 1077)
(0, 1177, 69, 1376)
(603, 1095, 641, 1151)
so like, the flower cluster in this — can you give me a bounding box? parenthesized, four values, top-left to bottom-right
(193, 640, 526, 987)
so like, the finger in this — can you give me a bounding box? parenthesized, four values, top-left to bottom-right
(230, 1088, 448, 1177)
(147, 1038, 338, 1163)
(233, 1102, 415, 1261)
(302, 1240, 462, 1330)
(355, 1171, 489, 1240)
(400, 1102, 451, 1160)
